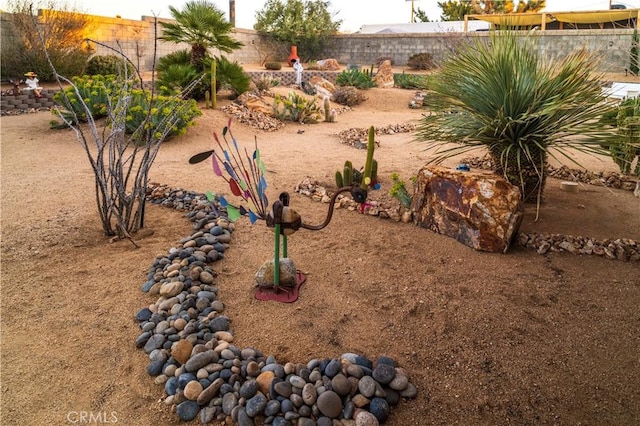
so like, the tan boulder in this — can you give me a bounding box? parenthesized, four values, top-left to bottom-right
(374, 60, 394, 88)
(235, 92, 273, 116)
(316, 58, 340, 71)
(309, 76, 336, 94)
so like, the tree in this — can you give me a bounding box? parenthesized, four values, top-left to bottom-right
(413, 7, 430, 23)
(438, 1, 473, 21)
(254, 0, 342, 61)
(159, 0, 243, 69)
(0, 0, 92, 80)
(415, 31, 618, 206)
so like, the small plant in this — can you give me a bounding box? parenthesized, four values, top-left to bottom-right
(265, 62, 282, 70)
(272, 92, 322, 123)
(335, 68, 375, 89)
(305, 60, 319, 70)
(407, 52, 436, 70)
(389, 173, 413, 208)
(86, 55, 135, 76)
(331, 86, 368, 106)
(253, 73, 278, 91)
(323, 96, 336, 122)
(393, 72, 429, 90)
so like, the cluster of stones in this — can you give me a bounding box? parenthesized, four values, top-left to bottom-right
(219, 102, 285, 132)
(0, 106, 51, 116)
(518, 233, 639, 261)
(408, 92, 425, 109)
(294, 178, 413, 223)
(462, 156, 639, 192)
(337, 124, 416, 149)
(139, 183, 417, 424)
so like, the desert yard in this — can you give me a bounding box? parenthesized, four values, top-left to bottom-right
(1, 85, 639, 425)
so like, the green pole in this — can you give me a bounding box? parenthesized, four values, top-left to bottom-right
(273, 224, 280, 287)
(282, 234, 288, 258)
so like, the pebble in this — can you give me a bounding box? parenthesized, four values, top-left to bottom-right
(183, 380, 203, 400)
(197, 377, 224, 405)
(369, 397, 390, 423)
(176, 400, 200, 421)
(222, 392, 238, 415)
(316, 390, 343, 418)
(389, 373, 409, 391)
(245, 392, 267, 417)
(331, 373, 351, 396)
(355, 410, 380, 426)
(171, 340, 193, 365)
(302, 382, 317, 405)
(358, 376, 376, 398)
(143, 334, 165, 353)
(147, 360, 164, 376)
(324, 358, 341, 378)
(135, 307, 152, 322)
(184, 350, 216, 372)
(372, 363, 395, 385)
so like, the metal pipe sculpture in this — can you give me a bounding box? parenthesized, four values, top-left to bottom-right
(189, 120, 376, 302)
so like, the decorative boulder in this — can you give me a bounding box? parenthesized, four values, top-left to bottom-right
(309, 76, 336, 94)
(374, 60, 394, 88)
(255, 258, 298, 287)
(411, 166, 523, 253)
(316, 58, 340, 71)
(235, 92, 273, 116)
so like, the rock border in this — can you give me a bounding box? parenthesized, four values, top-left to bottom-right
(293, 178, 639, 261)
(136, 183, 418, 425)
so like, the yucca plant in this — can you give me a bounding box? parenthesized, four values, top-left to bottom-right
(415, 30, 619, 205)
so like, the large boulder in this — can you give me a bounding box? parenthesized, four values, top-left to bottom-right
(374, 60, 394, 88)
(411, 166, 523, 253)
(316, 58, 340, 71)
(235, 92, 273, 116)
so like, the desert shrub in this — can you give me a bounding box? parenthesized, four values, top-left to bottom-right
(331, 86, 367, 106)
(215, 56, 251, 98)
(265, 61, 282, 70)
(394, 72, 430, 89)
(389, 173, 413, 208)
(335, 68, 375, 89)
(305, 60, 319, 70)
(272, 92, 321, 123)
(86, 55, 135, 76)
(125, 90, 202, 143)
(52, 74, 120, 123)
(1, 1, 91, 80)
(52, 75, 201, 142)
(155, 63, 200, 95)
(376, 56, 394, 66)
(253, 73, 279, 91)
(407, 52, 436, 70)
(606, 97, 640, 175)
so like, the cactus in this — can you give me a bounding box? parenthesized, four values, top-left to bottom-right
(323, 96, 335, 123)
(335, 170, 344, 188)
(205, 90, 211, 109)
(361, 126, 376, 189)
(370, 159, 378, 184)
(343, 161, 353, 187)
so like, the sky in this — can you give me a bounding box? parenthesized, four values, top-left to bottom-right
(3, 0, 640, 32)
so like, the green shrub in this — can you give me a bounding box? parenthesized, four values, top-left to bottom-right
(336, 68, 375, 89)
(52, 75, 201, 142)
(215, 56, 251, 98)
(331, 86, 367, 106)
(86, 55, 135, 76)
(407, 52, 436, 70)
(393, 72, 429, 90)
(125, 90, 202, 143)
(389, 173, 413, 208)
(52, 74, 120, 124)
(265, 62, 282, 70)
(609, 97, 640, 175)
(273, 92, 321, 123)
(156, 63, 200, 96)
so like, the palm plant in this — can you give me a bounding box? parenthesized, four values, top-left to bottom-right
(415, 30, 618, 204)
(159, 0, 243, 68)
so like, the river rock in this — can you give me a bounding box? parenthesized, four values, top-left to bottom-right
(355, 410, 380, 426)
(369, 397, 390, 422)
(176, 400, 200, 421)
(255, 258, 298, 287)
(171, 340, 193, 365)
(184, 380, 203, 400)
(159, 281, 184, 297)
(256, 371, 275, 394)
(316, 390, 343, 418)
(372, 363, 395, 385)
(245, 392, 267, 417)
(184, 350, 217, 372)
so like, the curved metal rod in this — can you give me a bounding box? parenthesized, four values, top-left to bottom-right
(300, 186, 367, 231)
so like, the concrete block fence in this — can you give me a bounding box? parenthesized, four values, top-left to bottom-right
(246, 70, 340, 86)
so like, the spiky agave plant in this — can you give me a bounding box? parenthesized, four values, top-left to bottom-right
(415, 30, 620, 205)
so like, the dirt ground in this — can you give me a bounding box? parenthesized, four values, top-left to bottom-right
(1, 83, 639, 426)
